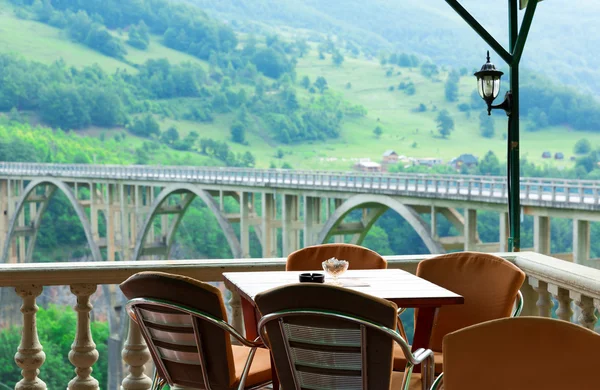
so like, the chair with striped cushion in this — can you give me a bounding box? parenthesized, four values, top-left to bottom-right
(120, 272, 272, 390)
(256, 283, 434, 390)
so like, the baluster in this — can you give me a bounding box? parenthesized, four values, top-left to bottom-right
(229, 291, 244, 344)
(69, 284, 99, 390)
(529, 279, 552, 318)
(15, 285, 46, 390)
(572, 294, 597, 330)
(549, 285, 572, 321)
(121, 320, 152, 390)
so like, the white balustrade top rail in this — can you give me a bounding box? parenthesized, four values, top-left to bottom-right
(1, 162, 600, 209)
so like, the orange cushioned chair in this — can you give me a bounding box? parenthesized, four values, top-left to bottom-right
(393, 252, 525, 374)
(256, 283, 435, 390)
(432, 317, 600, 390)
(286, 243, 387, 271)
(120, 272, 272, 390)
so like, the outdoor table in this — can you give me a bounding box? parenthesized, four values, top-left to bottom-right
(223, 269, 464, 387)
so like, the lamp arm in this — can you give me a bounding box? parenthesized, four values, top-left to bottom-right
(488, 91, 513, 116)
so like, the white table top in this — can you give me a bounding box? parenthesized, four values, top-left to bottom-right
(224, 269, 463, 308)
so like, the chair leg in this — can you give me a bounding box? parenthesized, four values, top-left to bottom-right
(151, 369, 166, 390)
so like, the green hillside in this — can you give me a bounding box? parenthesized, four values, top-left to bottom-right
(2, 0, 600, 173)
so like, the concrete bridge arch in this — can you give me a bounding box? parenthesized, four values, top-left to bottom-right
(316, 194, 445, 254)
(1, 179, 102, 263)
(133, 183, 242, 260)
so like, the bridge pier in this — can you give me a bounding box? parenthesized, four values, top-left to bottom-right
(283, 194, 300, 255)
(534, 216, 551, 255)
(499, 212, 509, 252)
(240, 192, 251, 258)
(304, 196, 321, 247)
(464, 209, 477, 251)
(573, 219, 590, 265)
(261, 193, 277, 258)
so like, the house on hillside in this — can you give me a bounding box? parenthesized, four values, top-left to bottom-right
(382, 150, 399, 164)
(450, 154, 478, 170)
(542, 151, 552, 159)
(354, 161, 382, 172)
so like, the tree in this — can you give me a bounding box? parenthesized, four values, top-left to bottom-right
(478, 151, 502, 175)
(574, 138, 592, 155)
(373, 126, 383, 138)
(444, 76, 459, 102)
(230, 121, 246, 144)
(300, 76, 311, 89)
(241, 151, 255, 167)
(479, 111, 495, 138)
(332, 51, 344, 67)
(251, 48, 291, 79)
(314, 76, 328, 93)
(143, 115, 160, 136)
(436, 110, 454, 138)
(161, 126, 180, 145)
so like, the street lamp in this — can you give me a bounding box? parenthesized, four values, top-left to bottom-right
(474, 51, 512, 116)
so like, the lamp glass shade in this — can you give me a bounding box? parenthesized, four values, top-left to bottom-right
(477, 74, 501, 100)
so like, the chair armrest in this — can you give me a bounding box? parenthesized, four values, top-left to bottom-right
(430, 373, 444, 390)
(397, 307, 408, 341)
(512, 290, 524, 317)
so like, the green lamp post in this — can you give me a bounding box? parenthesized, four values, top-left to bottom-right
(445, 0, 541, 252)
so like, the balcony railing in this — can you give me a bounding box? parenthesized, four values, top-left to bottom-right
(0, 252, 598, 389)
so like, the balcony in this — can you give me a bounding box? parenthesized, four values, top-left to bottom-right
(0, 251, 598, 389)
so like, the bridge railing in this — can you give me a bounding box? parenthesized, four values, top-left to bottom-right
(0, 252, 598, 389)
(2, 162, 600, 206)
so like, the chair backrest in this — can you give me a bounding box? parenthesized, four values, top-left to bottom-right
(256, 284, 403, 390)
(442, 317, 600, 390)
(120, 272, 236, 390)
(416, 252, 525, 351)
(286, 243, 387, 271)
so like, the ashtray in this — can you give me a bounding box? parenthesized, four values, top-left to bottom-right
(299, 273, 325, 283)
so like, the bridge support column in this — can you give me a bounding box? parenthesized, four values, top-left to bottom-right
(240, 192, 251, 258)
(261, 193, 277, 258)
(573, 219, 590, 264)
(0, 179, 8, 257)
(430, 206, 438, 239)
(282, 195, 300, 255)
(333, 199, 344, 244)
(464, 209, 477, 251)
(304, 196, 321, 247)
(499, 212, 509, 252)
(534, 216, 551, 255)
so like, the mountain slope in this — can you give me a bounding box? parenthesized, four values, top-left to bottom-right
(188, 0, 600, 96)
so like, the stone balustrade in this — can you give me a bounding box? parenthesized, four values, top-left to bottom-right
(0, 252, 598, 389)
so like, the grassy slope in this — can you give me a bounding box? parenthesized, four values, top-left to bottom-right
(2, 2, 598, 171)
(293, 50, 600, 170)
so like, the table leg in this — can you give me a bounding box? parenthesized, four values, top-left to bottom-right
(241, 297, 259, 340)
(240, 297, 280, 389)
(411, 307, 438, 375)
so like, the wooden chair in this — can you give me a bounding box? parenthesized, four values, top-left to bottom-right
(393, 252, 525, 374)
(120, 272, 272, 390)
(286, 243, 387, 271)
(256, 283, 434, 390)
(432, 317, 600, 390)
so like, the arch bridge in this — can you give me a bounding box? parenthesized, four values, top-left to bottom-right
(1, 162, 598, 267)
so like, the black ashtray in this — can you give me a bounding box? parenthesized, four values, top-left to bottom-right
(299, 273, 325, 283)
